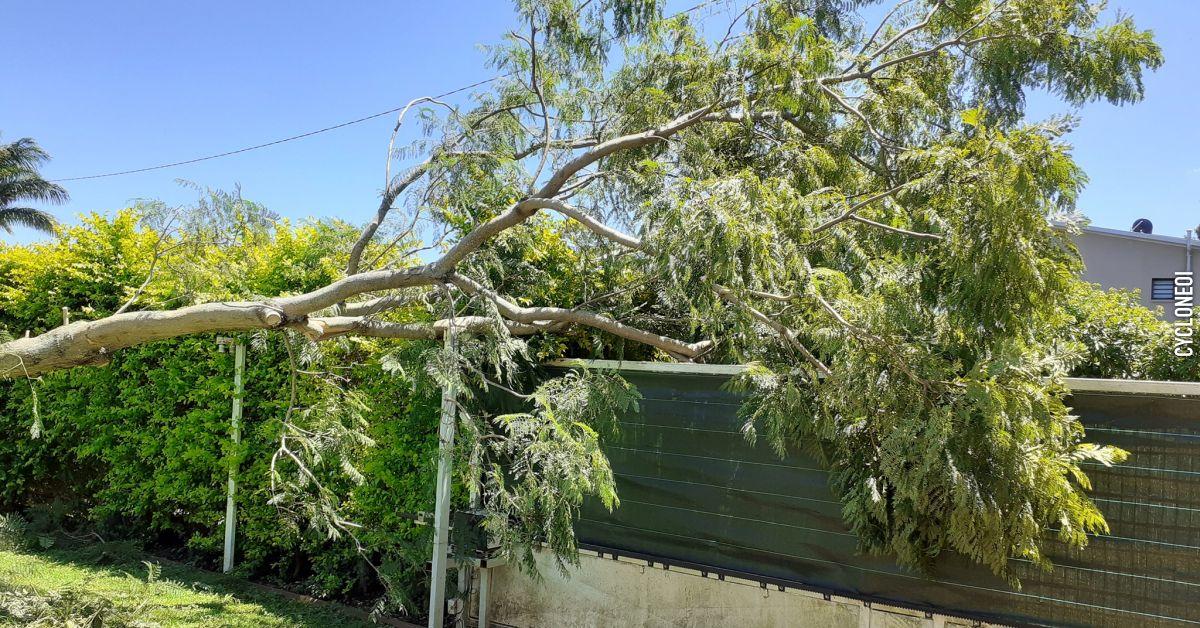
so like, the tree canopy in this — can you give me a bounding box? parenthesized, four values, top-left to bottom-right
(0, 0, 1166, 583)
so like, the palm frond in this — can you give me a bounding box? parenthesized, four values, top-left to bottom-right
(0, 176, 69, 205)
(0, 137, 69, 228)
(0, 207, 58, 234)
(0, 137, 53, 172)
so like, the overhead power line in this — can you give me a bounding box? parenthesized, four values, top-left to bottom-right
(50, 76, 502, 182)
(50, 1, 722, 184)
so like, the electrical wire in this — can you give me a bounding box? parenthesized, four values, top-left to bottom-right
(49, 75, 502, 182)
(49, 1, 724, 184)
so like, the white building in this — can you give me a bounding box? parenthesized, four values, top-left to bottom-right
(1070, 223, 1196, 320)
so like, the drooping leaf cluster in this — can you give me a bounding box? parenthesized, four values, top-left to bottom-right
(465, 368, 638, 574)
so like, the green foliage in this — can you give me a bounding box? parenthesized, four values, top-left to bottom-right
(553, 0, 1163, 583)
(1059, 280, 1199, 380)
(0, 552, 156, 627)
(463, 369, 640, 574)
(0, 584, 136, 627)
(922, 119, 1085, 342)
(0, 514, 31, 552)
(967, 2, 1164, 122)
(0, 203, 439, 606)
(732, 339, 1127, 584)
(0, 211, 156, 328)
(313, 0, 1170, 586)
(729, 280, 1192, 584)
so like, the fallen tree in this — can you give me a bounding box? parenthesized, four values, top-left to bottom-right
(2, 0, 1164, 582)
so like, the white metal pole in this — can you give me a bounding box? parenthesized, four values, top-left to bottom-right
(455, 565, 469, 627)
(455, 487, 482, 627)
(477, 567, 491, 628)
(1186, 229, 1193, 272)
(428, 327, 458, 628)
(223, 341, 245, 573)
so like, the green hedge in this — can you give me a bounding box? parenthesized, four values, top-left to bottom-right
(0, 339, 437, 599)
(0, 208, 441, 603)
(31, 342, 436, 591)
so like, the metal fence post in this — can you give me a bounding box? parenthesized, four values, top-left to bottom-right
(222, 340, 245, 573)
(428, 326, 458, 627)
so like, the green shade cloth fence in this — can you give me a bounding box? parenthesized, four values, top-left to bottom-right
(550, 369, 1199, 627)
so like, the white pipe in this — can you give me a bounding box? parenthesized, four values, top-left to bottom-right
(222, 341, 245, 573)
(428, 327, 458, 628)
(1186, 229, 1193, 272)
(478, 567, 491, 628)
(456, 471, 484, 626)
(456, 562, 469, 627)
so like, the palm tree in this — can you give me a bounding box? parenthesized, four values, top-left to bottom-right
(0, 136, 68, 234)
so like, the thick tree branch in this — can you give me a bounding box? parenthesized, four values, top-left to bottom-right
(428, 199, 543, 274)
(0, 265, 446, 377)
(293, 315, 549, 341)
(529, 199, 646, 250)
(448, 273, 711, 359)
(0, 302, 288, 378)
(274, 266, 440, 316)
(337, 294, 423, 318)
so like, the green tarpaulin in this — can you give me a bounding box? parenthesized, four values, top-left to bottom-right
(557, 370, 1199, 627)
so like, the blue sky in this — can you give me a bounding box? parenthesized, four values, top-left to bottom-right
(3, 1, 1197, 243)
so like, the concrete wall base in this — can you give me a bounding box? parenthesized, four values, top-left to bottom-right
(480, 549, 999, 628)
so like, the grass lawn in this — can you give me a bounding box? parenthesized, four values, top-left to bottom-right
(0, 543, 382, 627)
